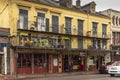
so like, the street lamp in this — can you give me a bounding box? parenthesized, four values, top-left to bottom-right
(110, 44, 113, 62)
(15, 48, 18, 77)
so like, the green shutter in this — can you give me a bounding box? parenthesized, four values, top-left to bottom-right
(102, 24, 107, 35)
(78, 20, 83, 35)
(78, 38, 83, 49)
(92, 22, 97, 36)
(52, 15, 59, 33)
(46, 18, 49, 32)
(65, 17, 71, 34)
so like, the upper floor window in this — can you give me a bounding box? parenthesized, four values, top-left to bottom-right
(52, 15, 59, 33)
(112, 16, 115, 25)
(19, 9, 28, 29)
(102, 40, 107, 49)
(37, 12, 46, 31)
(116, 16, 118, 25)
(78, 38, 83, 49)
(92, 22, 98, 37)
(102, 24, 107, 37)
(65, 17, 72, 34)
(78, 19, 84, 35)
(93, 39, 101, 49)
(119, 18, 120, 25)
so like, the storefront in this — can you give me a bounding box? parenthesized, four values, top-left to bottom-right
(62, 51, 86, 72)
(14, 47, 62, 74)
(0, 43, 8, 74)
(87, 50, 111, 71)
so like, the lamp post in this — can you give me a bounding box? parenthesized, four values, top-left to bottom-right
(44, 39, 47, 76)
(15, 51, 18, 77)
(110, 44, 113, 62)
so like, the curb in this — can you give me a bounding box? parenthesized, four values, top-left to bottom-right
(4, 72, 98, 80)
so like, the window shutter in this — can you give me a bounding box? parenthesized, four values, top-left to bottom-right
(78, 38, 83, 49)
(46, 18, 49, 32)
(65, 17, 71, 34)
(52, 15, 59, 33)
(78, 20, 83, 35)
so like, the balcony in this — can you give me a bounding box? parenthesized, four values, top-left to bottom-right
(87, 44, 101, 50)
(19, 35, 66, 49)
(17, 20, 47, 32)
(85, 31, 110, 39)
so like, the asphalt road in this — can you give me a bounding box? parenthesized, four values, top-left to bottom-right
(25, 74, 120, 80)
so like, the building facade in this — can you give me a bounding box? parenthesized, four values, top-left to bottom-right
(1, 0, 111, 75)
(0, 0, 10, 74)
(100, 9, 120, 61)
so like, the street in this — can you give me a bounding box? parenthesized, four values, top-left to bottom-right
(24, 74, 120, 80)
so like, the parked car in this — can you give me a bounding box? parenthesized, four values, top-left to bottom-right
(99, 62, 117, 74)
(108, 61, 120, 77)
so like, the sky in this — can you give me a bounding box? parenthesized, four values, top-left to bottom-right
(73, 0, 120, 11)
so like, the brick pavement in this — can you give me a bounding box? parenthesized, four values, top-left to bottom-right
(0, 71, 98, 80)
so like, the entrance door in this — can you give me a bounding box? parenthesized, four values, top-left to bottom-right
(48, 55, 59, 73)
(48, 55, 53, 73)
(63, 55, 69, 72)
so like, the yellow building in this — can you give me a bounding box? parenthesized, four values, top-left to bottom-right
(0, 0, 10, 75)
(0, 0, 111, 75)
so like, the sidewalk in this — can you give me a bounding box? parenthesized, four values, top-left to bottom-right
(1, 71, 98, 80)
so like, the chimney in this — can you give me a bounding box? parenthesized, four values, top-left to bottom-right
(67, 0, 73, 8)
(59, 0, 73, 8)
(76, 0, 81, 8)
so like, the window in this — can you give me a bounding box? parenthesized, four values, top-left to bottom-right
(119, 18, 120, 25)
(78, 38, 83, 49)
(112, 32, 115, 45)
(78, 20, 84, 35)
(17, 54, 31, 68)
(93, 39, 101, 49)
(116, 16, 118, 25)
(65, 38, 71, 49)
(46, 18, 49, 32)
(102, 40, 107, 49)
(92, 22, 98, 37)
(52, 15, 59, 33)
(19, 9, 28, 29)
(65, 17, 72, 34)
(102, 24, 107, 37)
(97, 40, 101, 49)
(112, 16, 115, 25)
(37, 12, 46, 31)
(34, 54, 44, 68)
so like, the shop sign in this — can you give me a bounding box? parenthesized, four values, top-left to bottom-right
(80, 52, 86, 56)
(0, 43, 7, 47)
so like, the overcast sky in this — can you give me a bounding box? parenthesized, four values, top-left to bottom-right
(73, 0, 120, 11)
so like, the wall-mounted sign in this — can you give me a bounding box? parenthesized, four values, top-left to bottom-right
(80, 52, 86, 56)
(0, 43, 7, 47)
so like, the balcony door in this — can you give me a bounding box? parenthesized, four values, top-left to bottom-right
(92, 22, 98, 37)
(65, 17, 71, 34)
(19, 9, 28, 29)
(52, 15, 59, 33)
(37, 12, 46, 31)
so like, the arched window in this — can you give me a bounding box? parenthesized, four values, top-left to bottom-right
(112, 16, 115, 25)
(116, 16, 118, 25)
(119, 18, 120, 25)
